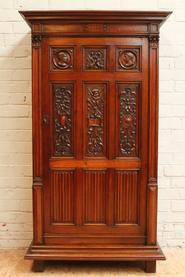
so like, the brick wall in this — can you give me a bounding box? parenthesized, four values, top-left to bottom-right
(0, 0, 185, 248)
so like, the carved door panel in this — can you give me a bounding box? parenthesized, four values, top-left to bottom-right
(42, 37, 148, 245)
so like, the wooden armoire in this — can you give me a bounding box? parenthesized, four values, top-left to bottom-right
(20, 10, 171, 273)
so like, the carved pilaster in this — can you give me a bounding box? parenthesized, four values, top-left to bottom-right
(32, 32, 43, 245)
(148, 34, 159, 48)
(148, 177, 157, 186)
(32, 34, 42, 48)
(147, 30, 159, 245)
(147, 179, 158, 245)
(33, 177, 43, 186)
(33, 178, 43, 244)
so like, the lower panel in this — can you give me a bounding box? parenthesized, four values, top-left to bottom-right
(50, 170, 75, 225)
(114, 170, 138, 225)
(46, 168, 143, 237)
(83, 170, 106, 225)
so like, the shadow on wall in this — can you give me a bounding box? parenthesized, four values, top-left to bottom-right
(0, 33, 33, 248)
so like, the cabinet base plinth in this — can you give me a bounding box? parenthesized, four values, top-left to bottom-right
(25, 242, 165, 273)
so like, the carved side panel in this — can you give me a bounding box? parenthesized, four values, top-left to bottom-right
(117, 83, 139, 157)
(116, 48, 140, 71)
(50, 170, 75, 224)
(83, 170, 106, 224)
(84, 83, 107, 157)
(53, 83, 74, 156)
(51, 47, 74, 70)
(83, 48, 107, 70)
(114, 170, 138, 224)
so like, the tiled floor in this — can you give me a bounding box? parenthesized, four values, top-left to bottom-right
(0, 248, 184, 276)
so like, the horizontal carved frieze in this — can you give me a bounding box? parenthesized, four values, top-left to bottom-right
(42, 23, 148, 35)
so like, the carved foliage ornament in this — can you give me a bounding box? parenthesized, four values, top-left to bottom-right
(85, 48, 106, 70)
(54, 84, 73, 156)
(32, 34, 42, 47)
(148, 34, 159, 47)
(86, 84, 106, 156)
(119, 84, 138, 156)
(52, 48, 73, 70)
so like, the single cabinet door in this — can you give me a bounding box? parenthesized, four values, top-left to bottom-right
(42, 37, 149, 246)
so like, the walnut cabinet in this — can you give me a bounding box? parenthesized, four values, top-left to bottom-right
(20, 10, 171, 273)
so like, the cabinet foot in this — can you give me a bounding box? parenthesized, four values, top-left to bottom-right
(145, 261, 156, 273)
(32, 260, 45, 272)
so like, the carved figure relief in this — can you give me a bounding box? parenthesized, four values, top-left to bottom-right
(85, 84, 106, 156)
(117, 48, 139, 71)
(51, 48, 73, 70)
(84, 48, 106, 70)
(118, 84, 138, 156)
(53, 84, 73, 156)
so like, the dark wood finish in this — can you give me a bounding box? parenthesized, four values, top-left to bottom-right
(32, 260, 45, 272)
(145, 261, 156, 273)
(20, 10, 172, 273)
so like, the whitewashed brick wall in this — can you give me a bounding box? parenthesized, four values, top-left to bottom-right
(0, 0, 185, 248)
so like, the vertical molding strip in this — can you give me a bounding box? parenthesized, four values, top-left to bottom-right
(32, 32, 43, 244)
(147, 33, 159, 245)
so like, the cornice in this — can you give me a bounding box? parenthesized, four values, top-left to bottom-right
(19, 10, 172, 28)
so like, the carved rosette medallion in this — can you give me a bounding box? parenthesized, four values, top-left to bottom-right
(51, 48, 73, 70)
(86, 84, 106, 156)
(117, 48, 139, 71)
(53, 84, 73, 156)
(118, 84, 138, 156)
(84, 48, 106, 70)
